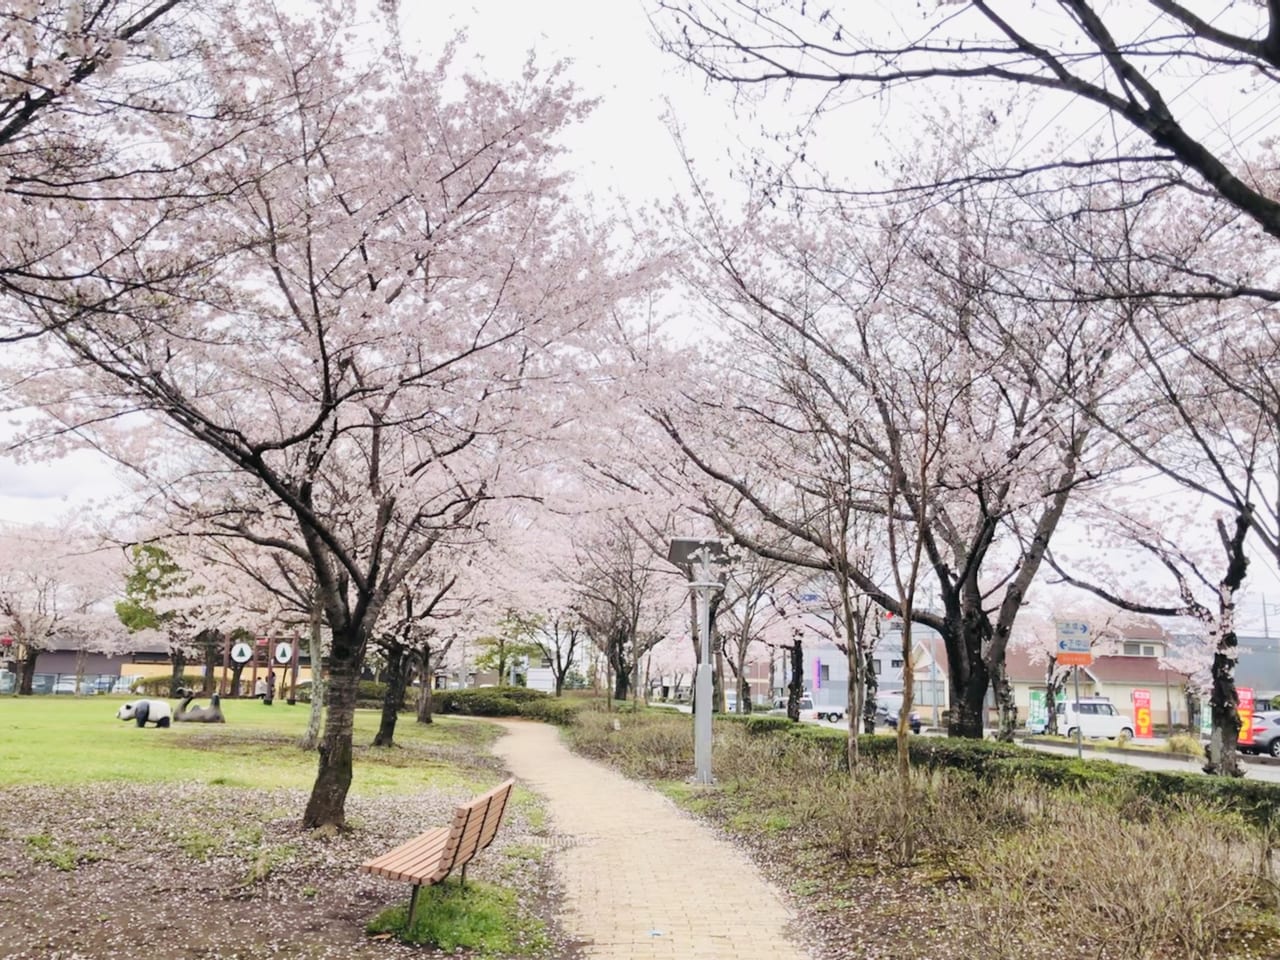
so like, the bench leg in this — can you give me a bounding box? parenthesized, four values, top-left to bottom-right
(460, 862, 468, 888)
(408, 883, 422, 928)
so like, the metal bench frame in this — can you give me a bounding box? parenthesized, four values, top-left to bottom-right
(360, 779, 515, 924)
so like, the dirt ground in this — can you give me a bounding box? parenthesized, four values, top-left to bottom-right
(0, 779, 577, 960)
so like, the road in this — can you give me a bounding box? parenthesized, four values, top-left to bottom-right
(1020, 739, 1280, 782)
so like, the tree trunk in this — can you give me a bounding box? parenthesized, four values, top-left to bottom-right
(786, 640, 803, 721)
(992, 660, 1017, 741)
(303, 645, 359, 830)
(1039, 660, 1059, 737)
(612, 663, 629, 701)
(373, 644, 408, 747)
(713, 641, 726, 712)
(18, 650, 36, 695)
(1205, 644, 1243, 776)
(949, 666, 989, 739)
(947, 640, 989, 738)
(863, 646, 878, 735)
(299, 597, 326, 751)
(169, 648, 187, 696)
(846, 639, 862, 769)
(200, 631, 218, 694)
(417, 648, 434, 724)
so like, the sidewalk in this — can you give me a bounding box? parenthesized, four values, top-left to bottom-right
(490, 719, 811, 960)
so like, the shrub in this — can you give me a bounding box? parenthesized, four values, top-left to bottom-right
(442, 692, 521, 717)
(745, 715, 793, 736)
(436, 686, 549, 715)
(517, 698, 580, 726)
(967, 797, 1261, 960)
(1166, 733, 1206, 758)
(133, 674, 205, 697)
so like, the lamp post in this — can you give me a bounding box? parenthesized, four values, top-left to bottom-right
(668, 537, 730, 784)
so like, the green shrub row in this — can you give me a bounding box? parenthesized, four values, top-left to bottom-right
(132, 674, 206, 696)
(433, 687, 583, 726)
(739, 720, 1280, 828)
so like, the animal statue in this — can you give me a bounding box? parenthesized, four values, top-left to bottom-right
(116, 699, 172, 728)
(174, 693, 225, 723)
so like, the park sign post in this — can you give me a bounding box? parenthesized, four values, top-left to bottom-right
(1054, 620, 1092, 666)
(1056, 620, 1091, 759)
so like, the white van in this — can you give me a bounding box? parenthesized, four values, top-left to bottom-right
(1056, 698, 1135, 740)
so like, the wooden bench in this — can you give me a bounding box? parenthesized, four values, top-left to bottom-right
(361, 779, 515, 923)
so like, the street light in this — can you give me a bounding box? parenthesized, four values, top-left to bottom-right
(668, 536, 731, 784)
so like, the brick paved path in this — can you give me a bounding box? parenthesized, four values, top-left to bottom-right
(491, 719, 810, 960)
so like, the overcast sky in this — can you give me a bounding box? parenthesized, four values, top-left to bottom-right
(4, 0, 1280, 629)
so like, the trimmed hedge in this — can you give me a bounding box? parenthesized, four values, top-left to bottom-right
(292, 680, 391, 708)
(434, 686, 581, 725)
(435, 686, 545, 714)
(133, 674, 205, 696)
(517, 698, 581, 726)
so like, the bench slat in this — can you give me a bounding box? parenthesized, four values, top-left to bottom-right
(361, 779, 515, 887)
(362, 827, 453, 881)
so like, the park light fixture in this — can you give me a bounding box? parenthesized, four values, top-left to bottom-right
(667, 536, 731, 784)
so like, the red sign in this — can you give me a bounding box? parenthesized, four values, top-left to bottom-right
(1131, 688, 1153, 739)
(1238, 687, 1255, 745)
(0, 636, 11, 648)
(255, 636, 269, 647)
(1058, 651, 1092, 667)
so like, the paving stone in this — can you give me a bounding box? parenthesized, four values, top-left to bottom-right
(491, 720, 810, 960)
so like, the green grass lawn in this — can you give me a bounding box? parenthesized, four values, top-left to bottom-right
(0, 694, 501, 793)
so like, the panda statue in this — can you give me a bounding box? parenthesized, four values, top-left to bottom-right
(116, 699, 172, 728)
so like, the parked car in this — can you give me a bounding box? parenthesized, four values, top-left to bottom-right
(1245, 711, 1280, 757)
(1057, 697, 1134, 740)
(771, 694, 815, 717)
(52, 678, 96, 695)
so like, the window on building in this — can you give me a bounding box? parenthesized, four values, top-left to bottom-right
(819, 664, 830, 682)
(891, 659, 904, 669)
(1122, 642, 1160, 657)
(872, 659, 881, 674)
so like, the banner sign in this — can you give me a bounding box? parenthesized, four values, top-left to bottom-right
(813, 657, 821, 691)
(1238, 687, 1255, 745)
(1027, 690, 1047, 733)
(1131, 688, 1153, 739)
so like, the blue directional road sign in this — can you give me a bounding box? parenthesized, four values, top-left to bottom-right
(1055, 620, 1091, 654)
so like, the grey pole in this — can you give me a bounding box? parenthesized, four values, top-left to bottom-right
(1074, 665, 1083, 760)
(929, 631, 939, 727)
(694, 581, 714, 783)
(667, 538, 728, 786)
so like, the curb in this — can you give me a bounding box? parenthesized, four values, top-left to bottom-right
(1019, 736, 1280, 767)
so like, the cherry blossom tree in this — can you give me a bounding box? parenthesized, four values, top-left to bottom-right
(652, 1, 1280, 242)
(9, 1, 637, 829)
(533, 614, 583, 697)
(572, 515, 684, 702)
(0, 0, 287, 356)
(0, 522, 123, 693)
(652, 167, 1126, 739)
